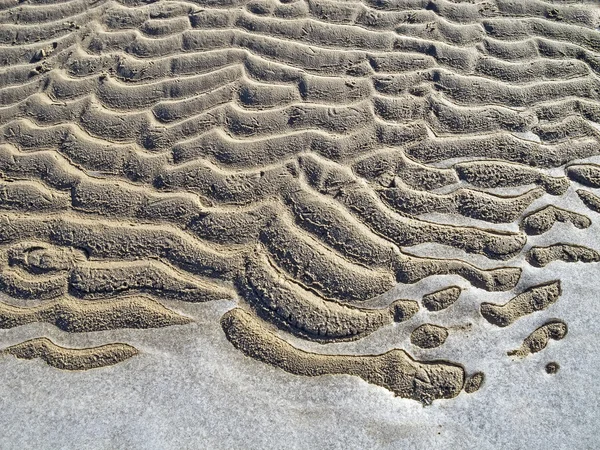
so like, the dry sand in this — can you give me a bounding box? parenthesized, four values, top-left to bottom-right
(0, 0, 599, 447)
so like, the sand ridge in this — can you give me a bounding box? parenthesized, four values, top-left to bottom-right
(508, 320, 568, 358)
(0, 0, 598, 401)
(3, 337, 138, 370)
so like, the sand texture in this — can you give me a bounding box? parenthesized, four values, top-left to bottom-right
(0, 0, 599, 448)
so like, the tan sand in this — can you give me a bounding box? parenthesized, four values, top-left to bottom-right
(0, 0, 598, 404)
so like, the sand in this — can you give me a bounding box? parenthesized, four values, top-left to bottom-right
(0, 0, 599, 447)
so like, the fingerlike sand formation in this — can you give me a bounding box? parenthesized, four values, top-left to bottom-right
(235, 253, 418, 342)
(221, 308, 464, 405)
(455, 161, 569, 196)
(577, 190, 600, 213)
(378, 184, 544, 223)
(508, 321, 568, 358)
(3, 338, 138, 370)
(480, 282, 562, 328)
(567, 164, 600, 189)
(527, 244, 600, 267)
(521, 206, 591, 236)
(0, 0, 598, 402)
(0, 296, 192, 332)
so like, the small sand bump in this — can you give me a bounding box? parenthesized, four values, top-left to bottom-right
(422, 286, 462, 312)
(391, 299, 420, 323)
(464, 372, 485, 394)
(545, 362, 560, 374)
(410, 324, 449, 349)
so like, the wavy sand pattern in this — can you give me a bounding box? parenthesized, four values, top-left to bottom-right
(0, 0, 598, 403)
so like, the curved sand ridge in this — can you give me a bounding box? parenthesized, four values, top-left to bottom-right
(3, 337, 138, 370)
(508, 320, 568, 358)
(0, 0, 598, 400)
(221, 307, 464, 405)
